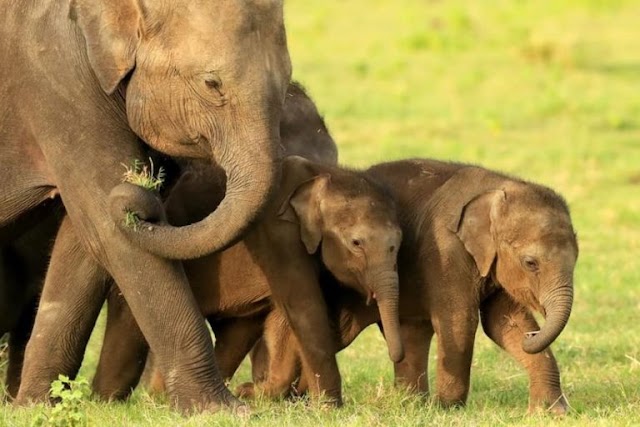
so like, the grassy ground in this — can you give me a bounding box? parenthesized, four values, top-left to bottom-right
(2, 0, 640, 425)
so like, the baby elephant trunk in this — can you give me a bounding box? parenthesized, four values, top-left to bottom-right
(370, 270, 405, 363)
(523, 282, 574, 354)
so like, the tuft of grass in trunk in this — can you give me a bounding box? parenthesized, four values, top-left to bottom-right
(120, 159, 165, 229)
(121, 159, 166, 191)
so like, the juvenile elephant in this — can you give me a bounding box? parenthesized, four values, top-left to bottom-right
(95, 156, 403, 406)
(246, 159, 578, 414)
(1, 0, 291, 411)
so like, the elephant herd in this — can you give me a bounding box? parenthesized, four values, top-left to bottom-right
(0, 0, 578, 417)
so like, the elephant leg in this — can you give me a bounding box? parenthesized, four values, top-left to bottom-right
(93, 285, 148, 401)
(268, 269, 341, 405)
(480, 290, 567, 415)
(391, 320, 433, 394)
(432, 304, 479, 407)
(246, 309, 303, 399)
(16, 139, 238, 412)
(210, 314, 266, 381)
(5, 298, 38, 400)
(249, 337, 269, 384)
(17, 217, 109, 402)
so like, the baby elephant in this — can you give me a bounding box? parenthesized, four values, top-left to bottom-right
(98, 155, 403, 406)
(249, 159, 578, 414)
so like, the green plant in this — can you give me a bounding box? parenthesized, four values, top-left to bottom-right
(121, 158, 166, 191)
(32, 375, 91, 427)
(120, 158, 165, 230)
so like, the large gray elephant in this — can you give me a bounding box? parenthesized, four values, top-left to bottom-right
(0, 0, 291, 412)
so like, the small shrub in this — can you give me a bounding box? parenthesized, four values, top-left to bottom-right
(32, 375, 91, 427)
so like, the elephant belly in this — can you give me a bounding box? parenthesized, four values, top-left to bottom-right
(185, 243, 272, 318)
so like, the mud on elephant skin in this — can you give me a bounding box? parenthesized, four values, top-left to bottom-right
(96, 155, 403, 406)
(246, 159, 578, 414)
(2, 0, 290, 412)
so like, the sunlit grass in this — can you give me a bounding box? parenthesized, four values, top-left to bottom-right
(2, 0, 639, 425)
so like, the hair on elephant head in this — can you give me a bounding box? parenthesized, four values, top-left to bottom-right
(278, 156, 404, 362)
(280, 82, 337, 164)
(448, 173, 578, 354)
(70, 0, 292, 259)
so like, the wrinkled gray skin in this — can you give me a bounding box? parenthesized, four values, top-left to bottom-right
(246, 159, 579, 414)
(1, 0, 290, 412)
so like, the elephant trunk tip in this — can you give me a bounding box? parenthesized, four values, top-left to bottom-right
(389, 347, 405, 363)
(522, 330, 546, 354)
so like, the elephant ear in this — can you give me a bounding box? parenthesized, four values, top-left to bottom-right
(448, 190, 506, 277)
(277, 173, 330, 254)
(70, 0, 142, 94)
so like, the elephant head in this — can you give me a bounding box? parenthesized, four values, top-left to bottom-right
(450, 177, 578, 354)
(278, 157, 404, 362)
(70, 0, 292, 259)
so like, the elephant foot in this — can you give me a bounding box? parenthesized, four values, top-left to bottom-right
(14, 379, 57, 407)
(528, 394, 569, 416)
(236, 382, 257, 400)
(166, 382, 249, 416)
(435, 396, 466, 410)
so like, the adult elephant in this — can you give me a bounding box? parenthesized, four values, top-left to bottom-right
(0, 0, 291, 412)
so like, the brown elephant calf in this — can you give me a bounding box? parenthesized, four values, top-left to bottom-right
(96, 155, 404, 406)
(247, 158, 578, 415)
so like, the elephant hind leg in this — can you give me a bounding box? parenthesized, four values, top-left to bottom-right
(5, 298, 38, 399)
(211, 314, 266, 381)
(240, 309, 303, 400)
(16, 217, 109, 404)
(480, 290, 567, 415)
(93, 285, 149, 401)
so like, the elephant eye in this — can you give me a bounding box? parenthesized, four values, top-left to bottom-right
(204, 73, 224, 97)
(522, 256, 539, 272)
(352, 239, 362, 247)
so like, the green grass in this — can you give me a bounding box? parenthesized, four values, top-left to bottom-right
(2, 0, 640, 425)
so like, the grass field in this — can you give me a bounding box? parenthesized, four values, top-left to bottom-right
(2, 0, 640, 425)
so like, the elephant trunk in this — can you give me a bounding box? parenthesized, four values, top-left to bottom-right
(371, 271, 404, 363)
(522, 282, 573, 354)
(109, 119, 281, 260)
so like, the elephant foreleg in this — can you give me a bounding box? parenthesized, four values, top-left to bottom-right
(432, 300, 479, 407)
(92, 285, 149, 401)
(480, 290, 567, 415)
(268, 267, 342, 406)
(17, 217, 109, 403)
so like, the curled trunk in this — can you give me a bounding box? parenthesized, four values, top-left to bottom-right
(109, 123, 280, 260)
(371, 271, 404, 363)
(522, 284, 573, 354)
